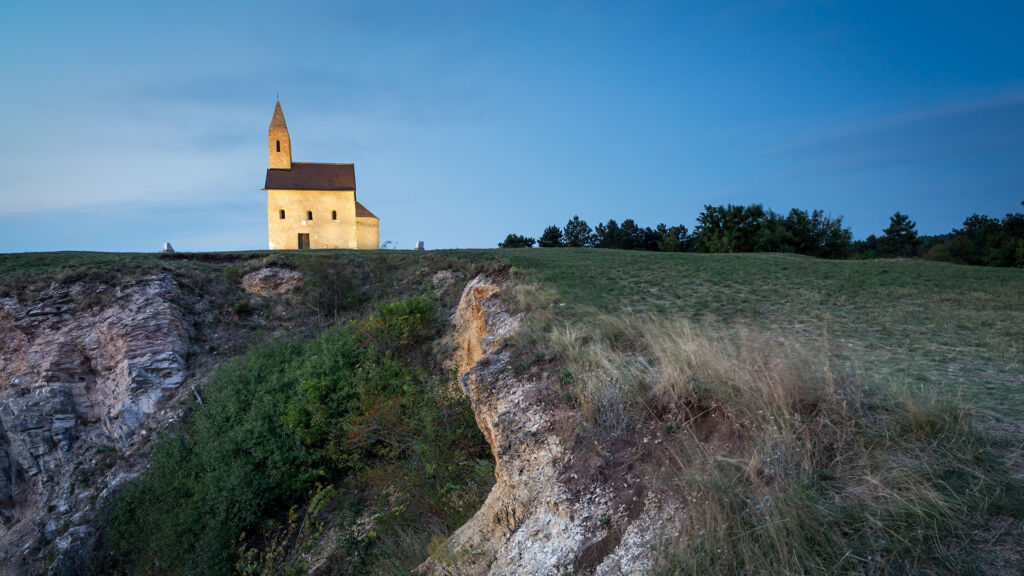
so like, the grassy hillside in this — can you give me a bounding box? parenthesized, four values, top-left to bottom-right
(499, 249, 1023, 574)
(4, 248, 1018, 418)
(501, 249, 1024, 421)
(4, 248, 1021, 574)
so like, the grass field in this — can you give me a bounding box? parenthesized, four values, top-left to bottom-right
(501, 249, 1024, 423)
(495, 249, 1024, 573)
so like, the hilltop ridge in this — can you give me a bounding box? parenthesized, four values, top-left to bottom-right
(0, 250, 1021, 574)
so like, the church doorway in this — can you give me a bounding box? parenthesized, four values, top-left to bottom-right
(298, 233, 310, 249)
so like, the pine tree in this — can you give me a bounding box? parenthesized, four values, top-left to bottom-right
(562, 216, 594, 247)
(538, 225, 564, 248)
(881, 212, 920, 257)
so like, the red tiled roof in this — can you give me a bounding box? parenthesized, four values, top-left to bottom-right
(264, 162, 356, 191)
(355, 201, 378, 219)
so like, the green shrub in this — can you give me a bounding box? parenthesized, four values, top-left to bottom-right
(498, 234, 536, 248)
(96, 297, 491, 576)
(301, 257, 360, 319)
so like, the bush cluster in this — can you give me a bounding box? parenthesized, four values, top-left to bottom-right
(924, 212, 1024, 267)
(852, 211, 923, 258)
(694, 205, 851, 258)
(505, 205, 851, 258)
(96, 297, 492, 576)
(502, 204, 1024, 267)
(508, 216, 692, 252)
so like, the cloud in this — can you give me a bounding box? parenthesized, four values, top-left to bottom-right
(771, 91, 1024, 172)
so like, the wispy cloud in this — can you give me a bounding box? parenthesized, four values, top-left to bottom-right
(770, 91, 1024, 171)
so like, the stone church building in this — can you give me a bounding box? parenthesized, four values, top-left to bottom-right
(263, 102, 379, 250)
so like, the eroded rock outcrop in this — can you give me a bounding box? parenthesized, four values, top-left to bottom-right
(422, 275, 681, 576)
(241, 266, 304, 295)
(0, 274, 191, 574)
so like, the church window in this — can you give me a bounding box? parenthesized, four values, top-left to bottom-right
(307, 210, 313, 220)
(332, 210, 337, 220)
(279, 209, 285, 219)
(276, 140, 281, 152)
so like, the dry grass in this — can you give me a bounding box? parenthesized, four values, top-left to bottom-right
(537, 312, 1022, 574)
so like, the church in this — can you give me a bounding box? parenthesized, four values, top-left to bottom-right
(262, 102, 379, 250)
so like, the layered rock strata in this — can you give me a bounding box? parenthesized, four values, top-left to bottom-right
(0, 274, 191, 574)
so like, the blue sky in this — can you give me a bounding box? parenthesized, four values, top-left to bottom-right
(1, 0, 1022, 252)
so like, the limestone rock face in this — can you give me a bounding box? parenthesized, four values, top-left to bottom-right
(0, 274, 191, 575)
(421, 275, 680, 576)
(241, 266, 305, 295)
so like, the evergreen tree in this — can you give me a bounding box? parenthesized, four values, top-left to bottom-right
(562, 215, 595, 247)
(594, 219, 622, 248)
(618, 219, 643, 250)
(538, 225, 564, 247)
(880, 212, 920, 257)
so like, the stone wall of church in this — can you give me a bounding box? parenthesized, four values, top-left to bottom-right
(266, 189, 357, 249)
(268, 135, 291, 170)
(356, 217, 380, 250)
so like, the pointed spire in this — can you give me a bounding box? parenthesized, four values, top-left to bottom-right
(270, 101, 288, 130)
(269, 101, 292, 170)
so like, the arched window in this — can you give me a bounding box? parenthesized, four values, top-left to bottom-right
(307, 210, 313, 220)
(279, 209, 285, 219)
(276, 140, 281, 152)
(332, 210, 337, 220)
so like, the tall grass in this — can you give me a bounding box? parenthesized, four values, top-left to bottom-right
(541, 312, 1021, 574)
(500, 250, 1024, 420)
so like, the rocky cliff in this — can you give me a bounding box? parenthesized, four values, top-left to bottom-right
(0, 262, 322, 575)
(0, 267, 677, 575)
(0, 274, 193, 573)
(421, 274, 681, 576)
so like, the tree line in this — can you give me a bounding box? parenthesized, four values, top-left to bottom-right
(499, 202, 1024, 267)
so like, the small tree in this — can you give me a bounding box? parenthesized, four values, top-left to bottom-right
(498, 234, 535, 248)
(594, 219, 623, 249)
(618, 219, 644, 250)
(562, 215, 594, 247)
(783, 209, 852, 259)
(656, 224, 690, 252)
(881, 212, 920, 257)
(695, 204, 772, 253)
(538, 225, 564, 248)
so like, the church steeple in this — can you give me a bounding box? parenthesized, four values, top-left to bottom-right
(268, 101, 292, 170)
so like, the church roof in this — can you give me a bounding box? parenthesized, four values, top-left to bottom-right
(269, 101, 288, 131)
(264, 162, 356, 191)
(355, 201, 378, 219)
